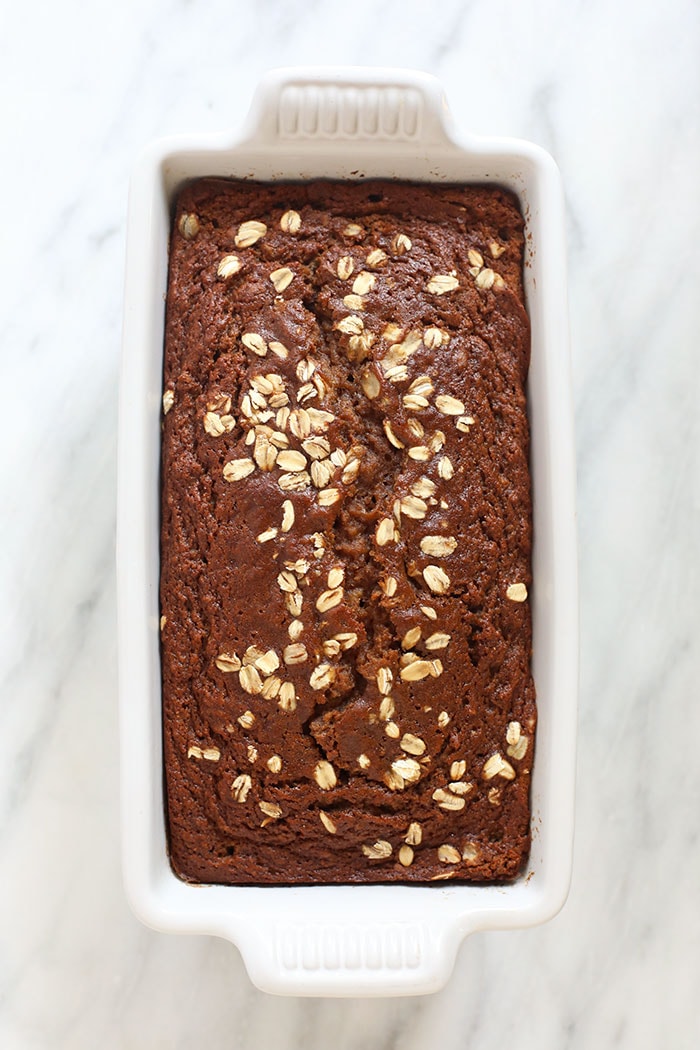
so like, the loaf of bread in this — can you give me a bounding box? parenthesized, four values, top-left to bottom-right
(160, 178, 535, 884)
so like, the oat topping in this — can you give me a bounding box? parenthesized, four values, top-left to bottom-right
(278, 682, 297, 712)
(360, 369, 381, 399)
(405, 822, 422, 845)
(316, 587, 343, 612)
(337, 255, 355, 280)
(232, 774, 252, 801)
(277, 570, 297, 593)
(239, 664, 263, 694)
(222, 458, 255, 482)
(217, 254, 242, 278)
(400, 495, 428, 520)
(203, 410, 234, 437)
(398, 845, 414, 866)
(403, 393, 429, 412)
(482, 752, 517, 781)
(407, 445, 431, 462)
(254, 650, 280, 675)
(235, 220, 267, 247)
(437, 456, 454, 480)
(339, 315, 366, 339)
(280, 500, 295, 532)
(435, 394, 466, 416)
(309, 459, 332, 487)
(261, 676, 282, 699)
(469, 247, 506, 290)
(187, 745, 220, 761)
(400, 659, 433, 682)
(507, 723, 529, 760)
(437, 845, 461, 864)
(285, 591, 303, 617)
(215, 652, 241, 673)
(268, 340, 289, 359)
(365, 248, 387, 268)
(506, 721, 522, 746)
(280, 210, 301, 233)
(178, 212, 200, 239)
(270, 267, 294, 293)
(362, 840, 392, 859)
(376, 667, 393, 696)
(432, 788, 465, 811)
(392, 233, 412, 255)
(400, 733, 426, 756)
(309, 663, 336, 690)
(423, 326, 448, 349)
(410, 477, 436, 500)
(319, 811, 337, 834)
(334, 632, 358, 651)
(376, 517, 398, 546)
(352, 270, 377, 295)
(314, 760, 337, 790)
(342, 294, 362, 312)
(401, 627, 422, 649)
(241, 332, 267, 356)
(506, 582, 528, 602)
(475, 267, 495, 290)
(276, 449, 307, 472)
(425, 632, 450, 650)
(392, 757, 422, 784)
(420, 535, 457, 557)
(254, 433, 277, 471)
(423, 565, 450, 594)
(279, 471, 310, 492)
(427, 273, 459, 295)
(383, 420, 405, 449)
(384, 768, 406, 791)
(381, 576, 398, 597)
(283, 643, 308, 665)
(259, 800, 283, 820)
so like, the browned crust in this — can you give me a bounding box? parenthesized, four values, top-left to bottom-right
(160, 179, 535, 884)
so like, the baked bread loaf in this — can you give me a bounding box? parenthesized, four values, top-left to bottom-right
(160, 178, 535, 884)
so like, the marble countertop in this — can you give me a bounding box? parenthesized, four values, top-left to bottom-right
(2, 0, 699, 1046)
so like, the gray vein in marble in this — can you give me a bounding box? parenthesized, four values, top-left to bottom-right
(427, 0, 474, 65)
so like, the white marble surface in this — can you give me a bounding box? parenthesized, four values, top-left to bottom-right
(2, 0, 699, 1045)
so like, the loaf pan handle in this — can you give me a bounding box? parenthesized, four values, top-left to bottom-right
(242, 66, 455, 148)
(231, 911, 464, 997)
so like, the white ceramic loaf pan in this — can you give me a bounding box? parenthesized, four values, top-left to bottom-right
(118, 67, 577, 997)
